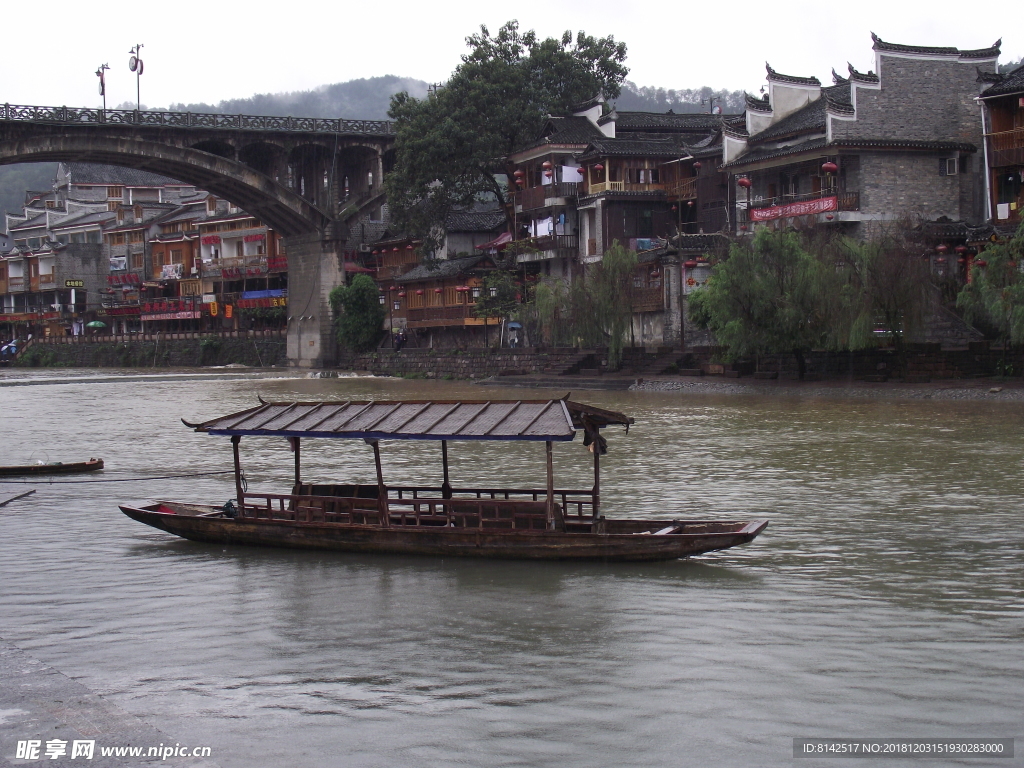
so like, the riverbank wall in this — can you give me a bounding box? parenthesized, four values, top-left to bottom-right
(12, 331, 287, 368)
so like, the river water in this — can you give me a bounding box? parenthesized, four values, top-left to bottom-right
(1, 370, 1021, 767)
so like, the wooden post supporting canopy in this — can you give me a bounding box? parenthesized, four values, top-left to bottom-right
(370, 440, 390, 527)
(291, 436, 301, 489)
(545, 440, 555, 530)
(441, 440, 452, 499)
(231, 435, 244, 510)
(593, 438, 600, 520)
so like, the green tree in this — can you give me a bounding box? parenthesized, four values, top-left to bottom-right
(329, 274, 386, 352)
(957, 223, 1024, 370)
(592, 241, 637, 369)
(385, 20, 628, 254)
(689, 229, 836, 377)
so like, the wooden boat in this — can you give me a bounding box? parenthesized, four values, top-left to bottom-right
(120, 398, 768, 562)
(0, 458, 103, 476)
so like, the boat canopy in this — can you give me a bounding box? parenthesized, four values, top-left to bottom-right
(183, 398, 633, 443)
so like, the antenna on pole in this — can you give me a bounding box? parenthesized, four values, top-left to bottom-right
(128, 44, 144, 110)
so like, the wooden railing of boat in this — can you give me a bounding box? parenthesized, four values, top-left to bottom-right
(238, 485, 596, 532)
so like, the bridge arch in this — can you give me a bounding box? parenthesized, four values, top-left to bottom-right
(0, 134, 329, 236)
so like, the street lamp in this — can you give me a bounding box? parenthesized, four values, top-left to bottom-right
(128, 44, 144, 110)
(95, 63, 109, 113)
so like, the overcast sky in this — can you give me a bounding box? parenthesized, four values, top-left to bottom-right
(5, 1, 1022, 110)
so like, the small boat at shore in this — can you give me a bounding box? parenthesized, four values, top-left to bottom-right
(120, 397, 768, 562)
(0, 458, 103, 476)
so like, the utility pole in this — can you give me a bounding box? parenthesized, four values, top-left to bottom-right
(128, 44, 144, 110)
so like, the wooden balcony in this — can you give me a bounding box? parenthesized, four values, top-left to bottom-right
(405, 304, 495, 329)
(668, 177, 697, 200)
(509, 234, 578, 262)
(39, 273, 55, 286)
(8, 276, 25, 292)
(987, 128, 1024, 167)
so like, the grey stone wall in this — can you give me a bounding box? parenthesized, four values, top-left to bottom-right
(859, 152, 963, 222)
(284, 233, 345, 367)
(15, 334, 286, 368)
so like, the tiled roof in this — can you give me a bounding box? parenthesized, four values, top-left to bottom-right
(766, 63, 821, 86)
(726, 137, 977, 168)
(63, 162, 190, 188)
(847, 63, 879, 84)
(745, 93, 772, 113)
(831, 69, 849, 85)
(981, 63, 1024, 98)
(749, 83, 850, 143)
(671, 233, 730, 252)
(608, 111, 735, 133)
(516, 115, 604, 153)
(445, 210, 506, 232)
(870, 33, 1000, 60)
(8, 212, 49, 231)
(578, 136, 689, 160)
(396, 254, 492, 282)
(50, 210, 117, 229)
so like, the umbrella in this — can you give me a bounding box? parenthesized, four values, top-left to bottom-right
(507, 321, 523, 330)
(85, 321, 107, 329)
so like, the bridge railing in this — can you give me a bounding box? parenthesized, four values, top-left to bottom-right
(0, 103, 394, 136)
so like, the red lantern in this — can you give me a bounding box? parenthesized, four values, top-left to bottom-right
(392, 247, 399, 252)
(821, 161, 838, 174)
(826, 214, 834, 220)
(688, 201, 694, 207)
(649, 269, 661, 279)
(544, 170, 553, 178)
(389, 285, 397, 291)
(693, 161, 702, 170)
(513, 170, 524, 178)
(398, 291, 406, 297)
(671, 205, 678, 211)
(955, 245, 967, 255)
(372, 250, 378, 255)
(957, 257, 966, 264)
(737, 177, 752, 188)
(684, 260, 698, 268)
(936, 244, 948, 254)
(594, 164, 604, 172)
(975, 260, 988, 268)
(406, 244, 414, 250)
(415, 289, 424, 295)
(740, 224, 748, 231)
(542, 161, 552, 170)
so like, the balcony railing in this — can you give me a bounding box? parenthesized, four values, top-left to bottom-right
(668, 177, 698, 200)
(8, 276, 25, 292)
(519, 186, 546, 210)
(987, 127, 1024, 167)
(587, 181, 666, 194)
(39, 273, 55, 285)
(741, 190, 860, 222)
(508, 235, 578, 262)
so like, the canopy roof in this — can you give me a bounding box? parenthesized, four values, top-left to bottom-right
(184, 398, 632, 443)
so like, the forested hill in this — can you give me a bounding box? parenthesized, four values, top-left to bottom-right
(168, 76, 431, 119)
(164, 76, 746, 119)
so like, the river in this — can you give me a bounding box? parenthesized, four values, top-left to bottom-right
(1, 370, 1021, 767)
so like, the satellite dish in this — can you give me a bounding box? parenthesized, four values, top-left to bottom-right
(129, 56, 138, 72)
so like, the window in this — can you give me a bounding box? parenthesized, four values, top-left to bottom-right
(129, 231, 144, 243)
(170, 249, 183, 264)
(108, 201, 119, 211)
(236, 241, 244, 258)
(940, 158, 958, 176)
(131, 252, 145, 270)
(45, 200, 56, 209)
(87, 231, 101, 244)
(107, 186, 123, 198)
(207, 198, 217, 214)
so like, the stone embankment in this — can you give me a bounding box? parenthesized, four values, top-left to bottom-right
(12, 331, 286, 368)
(335, 347, 600, 380)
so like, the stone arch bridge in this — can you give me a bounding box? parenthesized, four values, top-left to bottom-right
(0, 103, 396, 366)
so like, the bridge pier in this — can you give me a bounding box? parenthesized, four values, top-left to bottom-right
(284, 233, 345, 368)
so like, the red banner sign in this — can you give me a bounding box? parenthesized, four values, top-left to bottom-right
(748, 195, 837, 222)
(102, 306, 142, 316)
(236, 297, 287, 309)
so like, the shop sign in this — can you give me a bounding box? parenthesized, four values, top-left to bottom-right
(236, 297, 287, 309)
(103, 306, 142, 316)
(225, 304, 233, 319)
(64, 279, 85, 288)
(209, 302, 218, 317)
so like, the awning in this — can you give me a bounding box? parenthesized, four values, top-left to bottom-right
(344, 261, 375, 274)
(184, 398, 632, 443)
(475, 232, 513, 251)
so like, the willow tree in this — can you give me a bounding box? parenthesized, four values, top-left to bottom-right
(957, 223, 1024, 370)
(689, 228, 837, 377)
(385, 21, 628, 254)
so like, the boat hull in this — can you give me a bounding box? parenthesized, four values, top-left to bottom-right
(120, 503, 768, 562)
(0, 459, 103, 476)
